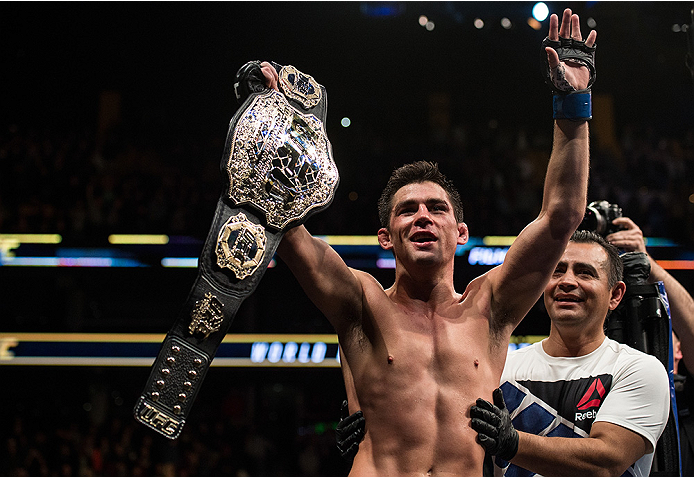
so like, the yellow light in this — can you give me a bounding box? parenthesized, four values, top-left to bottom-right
(482, 236, 517, 246)
(318, 235, 380, 246)
(108, 234, 169, 245)
(0, 234, 62, 244)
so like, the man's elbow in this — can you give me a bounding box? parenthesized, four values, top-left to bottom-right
(544, 206, 585, 238)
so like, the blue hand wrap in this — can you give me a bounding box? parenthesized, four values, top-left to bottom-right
(553, 92, 592, 121)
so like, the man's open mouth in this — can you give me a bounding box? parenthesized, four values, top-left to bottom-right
(410, 232, 437, 243)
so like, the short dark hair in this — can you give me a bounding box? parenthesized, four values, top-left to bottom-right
(377, 161, 464, 228)
(569, 229, 624, 288)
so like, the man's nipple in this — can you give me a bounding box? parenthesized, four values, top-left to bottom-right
(474, 359, 479, 368)
(387, 355, 394, 364)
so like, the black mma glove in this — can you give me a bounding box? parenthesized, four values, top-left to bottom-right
(335, 400, 366, 463)
(541, 33, 596, 121)
(233, 60, 282, 104)
(541, 36, 596, 93)
(470, 388, 519, 461)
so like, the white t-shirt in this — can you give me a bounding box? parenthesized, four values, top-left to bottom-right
(495, 337, 670, 477)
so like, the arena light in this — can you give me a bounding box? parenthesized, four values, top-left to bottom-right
(418, 15, 428, 26)
(532, 2, 549, 22)
(341, 117, 351, 127)
(161, 257, 199, 268)
(501, 17, 512, 30)
(474, 18, 485, 29)
(527, 17, 542, 30)
(656, 260, 694, 270)
(0, 233, 62, 244)
(108, 234, 169, 245)
(483, 236, 517, 246)
(318, 235, 379, 246)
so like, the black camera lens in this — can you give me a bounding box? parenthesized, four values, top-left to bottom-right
(578, 200, 623, 237)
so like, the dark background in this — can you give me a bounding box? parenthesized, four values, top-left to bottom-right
(2, 2, 694, 476)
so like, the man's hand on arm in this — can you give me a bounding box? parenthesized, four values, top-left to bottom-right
(335, 400, 366, 463)
(470, 388, 519, 461)
(471, 390, 649, 477)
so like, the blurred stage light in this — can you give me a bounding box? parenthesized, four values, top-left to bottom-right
(341, 117, 351, 127)
(527, 17, 542, 30)
(501, 17, 512, 29)
(425, 21, 435, 31)
(360, 2, 404, 18)
(587, 17, 597, 28)
(108, 234, 169, 245)
(474, 18, 484, 29)
(419, 15, 428, 26)
(532, 2, 549, 22)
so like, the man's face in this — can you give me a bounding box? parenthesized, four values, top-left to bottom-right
(543, 241, 624, 329)
(378, 181, 467, 266)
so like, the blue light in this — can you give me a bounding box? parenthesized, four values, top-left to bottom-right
(360, 2, 404, 18)
(532, 2, 549, 22)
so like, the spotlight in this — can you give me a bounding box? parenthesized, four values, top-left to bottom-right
(501, 17, 512, 29)
(532, 2, 549, 22)
(474, 18, 484, 29)
(425, 21, 435, 31)
(419, 15, 428, 27)
(341, 117, 351, 128)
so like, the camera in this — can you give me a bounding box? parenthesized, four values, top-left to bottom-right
(578, 200, 623, 237)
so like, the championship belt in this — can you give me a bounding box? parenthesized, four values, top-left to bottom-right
(134, 61, 339, 439)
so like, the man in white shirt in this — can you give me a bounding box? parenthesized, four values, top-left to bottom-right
(471, 230, 670, 477)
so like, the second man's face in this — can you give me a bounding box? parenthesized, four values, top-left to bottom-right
(543, 241, 622, 329)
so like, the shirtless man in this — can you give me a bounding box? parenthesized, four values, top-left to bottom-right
(274, 8, 595, 476)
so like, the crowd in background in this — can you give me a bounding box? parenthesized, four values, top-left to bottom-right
(2, 115, 693, 246)
(1, 368, 350, 477)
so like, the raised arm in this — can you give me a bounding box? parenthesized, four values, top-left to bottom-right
(277, 225, 365, 336)
(489, 9, 596, 330)
(608, 216, 694, 367)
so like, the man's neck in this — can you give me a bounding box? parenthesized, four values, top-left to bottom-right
(389, 269, 458, 310)
(543, 326, 606, 357)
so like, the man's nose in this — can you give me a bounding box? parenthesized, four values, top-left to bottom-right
(413, 205, 432, 224)
(557, 272, 578, 289)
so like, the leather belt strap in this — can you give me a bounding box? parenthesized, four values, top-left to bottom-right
(134, 62, 338, 439)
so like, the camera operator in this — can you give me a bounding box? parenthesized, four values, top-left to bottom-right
(606, 216, 694, 367)
(606, 216, 694, 475)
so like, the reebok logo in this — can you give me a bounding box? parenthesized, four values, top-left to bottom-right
(575, 377, 606, 421)
(577, 377, 606, 410)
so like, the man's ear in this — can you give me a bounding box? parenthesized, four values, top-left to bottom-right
(378, 227, 393, 250)
(457, 222, 469, 245)
(609, 281, 627, 311)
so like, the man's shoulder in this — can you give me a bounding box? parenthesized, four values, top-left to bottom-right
(602, 338, 665, 365)
(599, 338, 668, 383)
